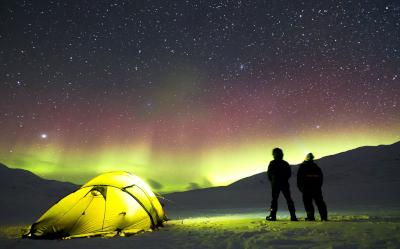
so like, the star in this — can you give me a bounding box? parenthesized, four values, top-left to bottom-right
(0, 0, 398, 191)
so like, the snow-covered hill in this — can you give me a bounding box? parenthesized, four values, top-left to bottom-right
(165, 141, 400, 211)
(0, 141, 399, 223)
(0, 163, 78, 224)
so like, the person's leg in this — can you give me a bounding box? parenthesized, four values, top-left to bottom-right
(267, 185, 280, 220)
(303, 191, 315, 221)
(282, 185, 297, 221)
(314, 189, 328, 221)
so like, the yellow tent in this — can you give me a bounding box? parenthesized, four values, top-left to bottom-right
(28, 171, 166, 239)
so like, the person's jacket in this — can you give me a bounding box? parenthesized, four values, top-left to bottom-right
(297, 160, 323, 192)
(267, 159, 292, 185)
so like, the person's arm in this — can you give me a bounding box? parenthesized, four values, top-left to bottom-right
(286, 162, 291, 179)
(267, 162, 272, 181)
(297, 165, 303, 191)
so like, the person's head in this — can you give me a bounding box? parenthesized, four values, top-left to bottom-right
(272, 148, 284, 160)
(305, 153, 314, 162)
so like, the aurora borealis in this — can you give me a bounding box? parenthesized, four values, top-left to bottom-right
(0, 1, 399, 192)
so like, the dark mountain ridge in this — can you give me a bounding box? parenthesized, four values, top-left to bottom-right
(164, 141, 400, 211)
(0, 163, 78, 224)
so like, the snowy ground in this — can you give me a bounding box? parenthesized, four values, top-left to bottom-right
(1, 209, 400, 249)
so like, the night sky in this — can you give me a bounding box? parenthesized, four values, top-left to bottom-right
(1, 0, 399, 192)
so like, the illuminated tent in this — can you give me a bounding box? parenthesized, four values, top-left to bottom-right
(28, 171, 166, 239)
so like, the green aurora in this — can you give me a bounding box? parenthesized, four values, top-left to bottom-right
(1, 0, 400, 193)
(1, 126, 398, 193)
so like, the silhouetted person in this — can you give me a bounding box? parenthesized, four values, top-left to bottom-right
(266, 148, 297, 221)
(297, 153, 328, 221)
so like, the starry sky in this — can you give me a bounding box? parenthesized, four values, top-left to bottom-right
(0, 0, 399, 192)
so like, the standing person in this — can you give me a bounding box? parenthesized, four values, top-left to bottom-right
(266, 148, 297, 221)
(297, 153, 328, 221)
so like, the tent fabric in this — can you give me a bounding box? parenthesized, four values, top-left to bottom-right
(29, 171, 165, 239)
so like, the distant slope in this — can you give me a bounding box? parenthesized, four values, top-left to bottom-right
(0, 163, 79, 224)
(165, 141, 400, 212)
(0, 141, 399, 223)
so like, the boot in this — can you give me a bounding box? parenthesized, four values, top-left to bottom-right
(306, 211, 315, 221)
(266, 215, 276, 221)
(266, 210, 276, 221)
(320, 210, 328, 221)
(290, 211, 298, 221)
(320, 215, 328, 221)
